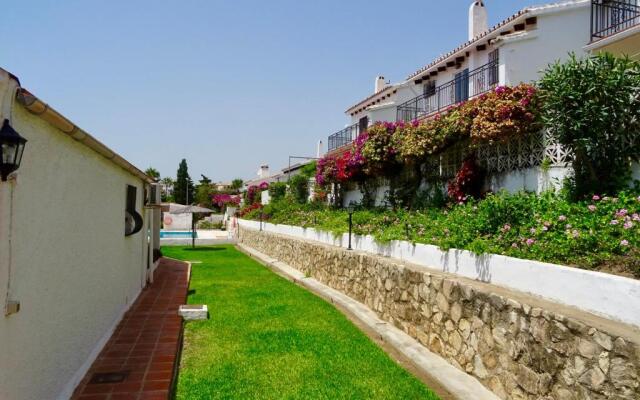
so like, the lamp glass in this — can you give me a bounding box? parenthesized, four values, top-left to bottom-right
(1, 142, 16, 164)
(15, 142, 25, 167)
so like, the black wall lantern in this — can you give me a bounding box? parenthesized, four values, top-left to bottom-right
(0, 119, 27, 182)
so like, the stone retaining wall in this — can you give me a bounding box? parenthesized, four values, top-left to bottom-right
(239, 227, 640, 400)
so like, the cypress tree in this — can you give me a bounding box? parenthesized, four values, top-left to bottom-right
(174, 159, 194, 205)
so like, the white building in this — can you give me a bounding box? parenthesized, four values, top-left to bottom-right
(327, 0, 593, 153)
(0, 68, 161, 400)
(586, 0, 640, 59)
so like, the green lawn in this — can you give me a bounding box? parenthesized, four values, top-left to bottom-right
(163, 245, 439, 400)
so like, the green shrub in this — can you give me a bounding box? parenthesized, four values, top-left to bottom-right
(242, 191, 640, 276)
(539, 53, 640, 197)
(198, 220, 223, 230)
(268, 182, 287, 202)
(289, 174, 309, 204)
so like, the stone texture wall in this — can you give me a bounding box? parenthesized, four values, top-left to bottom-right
(239, 228, 640, 400)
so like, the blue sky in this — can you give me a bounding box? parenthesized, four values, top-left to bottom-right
(2, 0, 537, 182)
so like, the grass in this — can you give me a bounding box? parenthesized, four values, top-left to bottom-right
(163, 245, 439, 400)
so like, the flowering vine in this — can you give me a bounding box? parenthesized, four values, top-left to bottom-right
(212, 194, 241, 208)
(447, 155, 485, 204)
(315, 83, 541, 199)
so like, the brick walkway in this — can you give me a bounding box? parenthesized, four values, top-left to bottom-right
(72, 258, 189, 400)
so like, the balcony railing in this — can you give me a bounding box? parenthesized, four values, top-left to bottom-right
(591, 0, 640, 40)
(396, 60, 499, 123)
(328, 123, 359, 152)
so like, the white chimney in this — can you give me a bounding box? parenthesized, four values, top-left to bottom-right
(375, 76, 387, 93)
(258, 164, 269, 178)
(469, 1, 488, 41)
(316, 140, 323, 158)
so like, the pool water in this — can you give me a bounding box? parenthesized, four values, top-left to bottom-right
(160, 231, 197, 238)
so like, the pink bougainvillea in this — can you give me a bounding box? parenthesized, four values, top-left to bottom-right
(316, 83, 540, 190)
(447, 155, 485, 203)
(246, 185, 260, 205)
(212, 194, 241, 208)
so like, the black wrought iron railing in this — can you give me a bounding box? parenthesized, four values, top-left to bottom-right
(396, 60, 499, 123)
(591, 0, 640, 40)
(328, 123, 359, 152)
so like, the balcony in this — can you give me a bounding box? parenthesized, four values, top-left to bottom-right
(591, 0, 640, 41)
(327, 123, 360, 152)
(396, 60, 499, 123)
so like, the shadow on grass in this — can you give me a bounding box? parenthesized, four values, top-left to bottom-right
(182, 247, 227, 252)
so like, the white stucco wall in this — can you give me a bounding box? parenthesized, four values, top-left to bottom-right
(163, 212, 192, 230)
(239, 219, 640, 328)
(261, 189, 271, 205)
(487, 166, 571, 194)
(0, 104, 149, 400)
(343, 183, 390, 207)
(499, 6, 590, 86)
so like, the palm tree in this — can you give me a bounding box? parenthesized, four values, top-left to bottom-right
(144, 167, 160, 180)
(160, 177, 175, 201)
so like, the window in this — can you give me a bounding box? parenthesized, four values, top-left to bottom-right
(423, 80, 436, 97)
(488, 49, 499, 85)
(358, 116, 369, 136)
(455, 69, 469, 103)
(125, 185, 144, 236)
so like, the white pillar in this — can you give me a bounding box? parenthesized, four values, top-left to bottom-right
(147, 206, 155, 284)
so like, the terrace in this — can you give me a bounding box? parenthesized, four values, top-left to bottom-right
(396, 59, 499, 123)
(327, 122, 361, 152)
(591, 0, 640, 41)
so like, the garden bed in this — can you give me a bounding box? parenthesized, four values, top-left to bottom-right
(244, 191, 640, 279)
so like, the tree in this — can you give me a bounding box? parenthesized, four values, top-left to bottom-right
(160, 177, 175, 202)
(199, 175, 212, 185)
(161, 177, 175, 187)
(268, 182, 287, 202)
(195, 175, 213, 206)
(174, 159, 195, 205)
(145, 167, 160, 180)
(195, 185, 212, 206)
(230, 178, 244, 190)
(289, 174, 309, 204)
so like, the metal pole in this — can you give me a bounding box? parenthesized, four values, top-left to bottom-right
(347, 212, 353, 250)
(259, 212, 263, 232)
(191, 216, 195, 248)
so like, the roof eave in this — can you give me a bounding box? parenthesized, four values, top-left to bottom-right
(406, 0, 589, 81)
(14, 88, 153, 184)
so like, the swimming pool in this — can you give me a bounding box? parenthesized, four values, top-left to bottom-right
(160, 231, 197, 238)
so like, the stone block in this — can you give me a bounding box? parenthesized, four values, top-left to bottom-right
(178, 304, 208, 320)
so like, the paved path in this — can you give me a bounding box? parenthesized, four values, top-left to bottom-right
(71, 258, 189, 400)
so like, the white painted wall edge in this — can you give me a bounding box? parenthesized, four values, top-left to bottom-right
(239, 219, 640, 328)
(56, 285, 143, 400)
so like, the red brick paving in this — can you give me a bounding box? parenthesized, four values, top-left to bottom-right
(72, 258, 189, 400)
